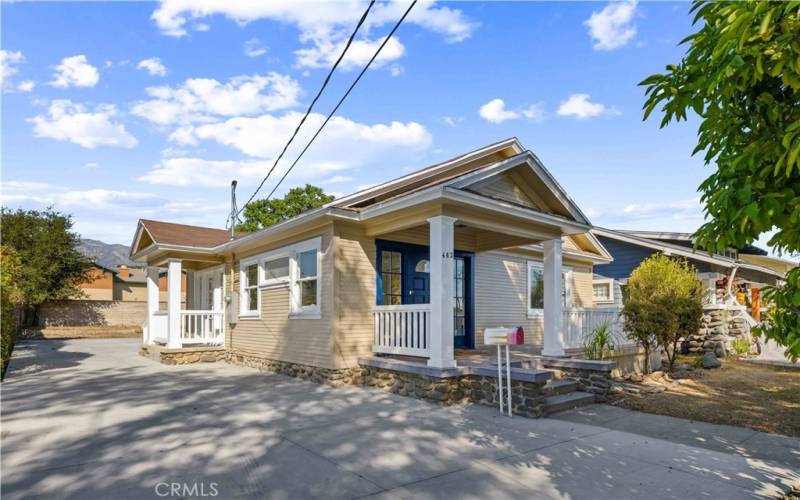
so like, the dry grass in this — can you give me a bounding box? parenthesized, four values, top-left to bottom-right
(611, 357, 800, 437)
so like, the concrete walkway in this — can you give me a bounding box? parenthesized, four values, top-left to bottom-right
(2, 340, 797, 500)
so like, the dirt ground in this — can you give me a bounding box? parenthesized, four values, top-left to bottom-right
(610, 356, 800, 437)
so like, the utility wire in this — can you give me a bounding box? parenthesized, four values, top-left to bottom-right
(236, 0, 376, 217)
(261, 0, 417, 205)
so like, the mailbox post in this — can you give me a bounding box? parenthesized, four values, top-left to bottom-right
(483, 327, 524, 417)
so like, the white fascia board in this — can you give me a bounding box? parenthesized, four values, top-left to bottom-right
(517, 243, 613, 264)
(441, 187, 592, 234)
(328, 138, 524, 209)
(593, 228, 736, 268)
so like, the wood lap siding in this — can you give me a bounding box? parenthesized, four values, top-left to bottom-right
(227, 229, 336, 369)
(469, 172, 539, 210)
(473, 251, 595, 349)
(332, 224, 377, 368)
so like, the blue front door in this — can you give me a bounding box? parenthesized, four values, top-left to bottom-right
(377, 240, 474, 349)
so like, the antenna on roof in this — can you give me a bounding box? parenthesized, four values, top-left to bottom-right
(226, 180, 241, 240)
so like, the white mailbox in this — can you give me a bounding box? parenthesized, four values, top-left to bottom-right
(484, 327, 512, 345)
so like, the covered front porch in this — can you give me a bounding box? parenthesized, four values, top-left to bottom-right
(362, 197, 611, 368)
(143, 257, 227, 349)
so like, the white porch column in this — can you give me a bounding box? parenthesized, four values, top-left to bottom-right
(427, 215, 457, 368)
(145, 266, 159, 345)
(166, 259, 183, 349)
(542, 238, 565, 357)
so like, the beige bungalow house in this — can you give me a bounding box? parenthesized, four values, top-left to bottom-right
(130, 138, 615, 372)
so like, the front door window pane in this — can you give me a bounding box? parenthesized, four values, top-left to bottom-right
(380, 250, 402, 305)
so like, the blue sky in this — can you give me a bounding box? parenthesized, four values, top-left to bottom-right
(2, 1, 730, 248)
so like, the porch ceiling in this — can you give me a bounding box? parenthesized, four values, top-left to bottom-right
(374, 221, 542, 253)
(362, 197, 564, 244)
(141, 249, 226, 270)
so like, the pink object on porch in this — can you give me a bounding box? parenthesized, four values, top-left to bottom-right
(506, 326, 524, 345)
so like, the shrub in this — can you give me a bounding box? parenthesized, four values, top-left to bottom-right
(731, 338, 751, 357)
(583, 322, 615, 360)
(1, 245, 22, 377)
(622, 254, 704, 372)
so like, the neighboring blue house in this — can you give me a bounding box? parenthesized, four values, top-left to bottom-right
(590, 228, 785, 311)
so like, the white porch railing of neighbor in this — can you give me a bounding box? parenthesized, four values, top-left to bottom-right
(181, 310, 225, 345)
(562, 307, 626, 350)
(150, 311, 168, 344)
(373, 304, 431, 357)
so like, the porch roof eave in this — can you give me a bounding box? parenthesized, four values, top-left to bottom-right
(357, 184, 593, 236)
(130, 243, 227, 268)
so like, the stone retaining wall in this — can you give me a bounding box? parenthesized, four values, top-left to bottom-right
(226, 350, 362, 386)
(360, 366, 547, 417)
(139, 345, 227, 365)
(683, 308, 752, 357)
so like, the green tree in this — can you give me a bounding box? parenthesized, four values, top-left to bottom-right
(0, 208, 92, 325)
(622, 254, 704, 372)
(236, 185, 335, 232)
(640, 1, 800, 360)
(1, 245, 22, 376)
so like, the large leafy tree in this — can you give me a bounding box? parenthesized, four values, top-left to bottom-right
(236, 184, 335, 232)
(1, 208, 93, 324)
(1, 245, 22, 375)
(640, 1, 800, 360)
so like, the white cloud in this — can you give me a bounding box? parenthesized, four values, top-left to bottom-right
(140, 112, 432, 187)
(443, 116, 463, 127)
(295, 35, 405, 70)
(557, 93, 618, 119)
(521, 103, 546, 123)
(131, 72, 301, 125)
(0, 181, 158, 210)
(244, 38, 268, 58)
(621, 197, 702, 219)
(1, 50, 24, 89)
(83, 162, 101, 169)
(389, 64, 404, 77)
(49, 55, 100, 88)
(151, 1, 476, 69)
(479, 99, 519, 124)
(322, 175, 352, 184)
(584, 0, 638, 51)
(17, 80, 35, 92)
(28, 100, 138, 149)
(137, 57, 167, 77)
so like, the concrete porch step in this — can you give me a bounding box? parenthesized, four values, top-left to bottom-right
(542, 378, 579, 396)
(542, 391, 596, 416)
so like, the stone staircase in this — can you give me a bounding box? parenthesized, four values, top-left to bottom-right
(541, 378, 596, 415)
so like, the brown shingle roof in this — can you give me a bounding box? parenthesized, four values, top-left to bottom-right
(140, 219, 241, 248)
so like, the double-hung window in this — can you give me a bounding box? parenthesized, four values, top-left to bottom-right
(264, 256, 290, 287)
(527, 261, 572, 317)
(592, 279, 614, 304)
(240, 261, 261, 318)
(293, 247, 319, 315)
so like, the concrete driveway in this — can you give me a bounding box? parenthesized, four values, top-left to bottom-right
(2, 340, 798, 500)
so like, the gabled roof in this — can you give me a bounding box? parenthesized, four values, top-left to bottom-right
(618, 229, 768, 256)
(593, 227, 784, 278)
(130, 219, 241, 256)
(130, 139, 607, 260)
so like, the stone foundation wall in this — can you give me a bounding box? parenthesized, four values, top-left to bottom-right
(361, 366, 547, 417)
(683, 308, 752, 358)
(226, 350, 363, 386)
(139, 345, 227, 365)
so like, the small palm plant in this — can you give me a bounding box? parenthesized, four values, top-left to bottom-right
(583, 322, 615, 360)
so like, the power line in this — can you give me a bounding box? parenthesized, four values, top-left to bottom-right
(236, 0, 376, 217)
(261, 0, 417, 205)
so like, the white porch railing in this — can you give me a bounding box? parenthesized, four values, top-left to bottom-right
(373, 304, 431, 357)
(181, 310, 225, 345)
(562, 307, 626, 350)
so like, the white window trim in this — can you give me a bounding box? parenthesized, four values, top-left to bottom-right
(237, 236, 323, 320)
(527, 260, 572, 318)
(260, 249, 292, 289)
(289, 237, 322, 319)
(239, 257, 262, 319)
(592, 278, 615, 304)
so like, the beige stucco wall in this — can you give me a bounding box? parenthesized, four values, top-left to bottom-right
(79, 288, 114, 301)
(226, 226, 336, 369)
